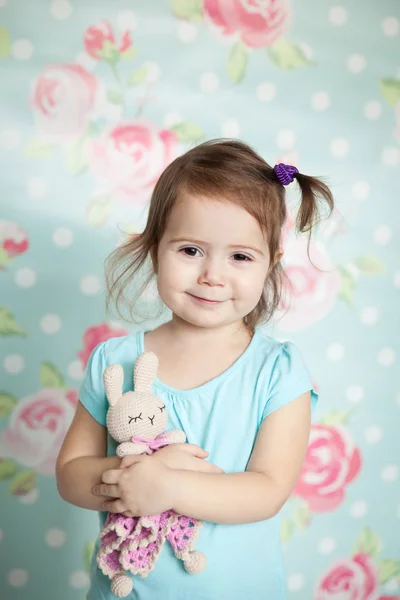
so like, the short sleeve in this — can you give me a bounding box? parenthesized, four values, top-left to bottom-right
(262, 342, 318, 421)
(78, 342, 108, 426)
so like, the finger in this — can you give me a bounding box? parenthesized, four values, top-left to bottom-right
(102, 469, 123, 484)
(102, 499, 126, 514)
(177, 444, 209, 458)
(92, 484, 120, 498)
(119, 455, 141, 469)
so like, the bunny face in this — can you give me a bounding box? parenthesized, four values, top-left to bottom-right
(103, 352, 167, 444)
(106, 391, 167, 443)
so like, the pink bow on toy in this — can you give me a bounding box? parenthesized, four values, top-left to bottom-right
(131, 433, 169, 452)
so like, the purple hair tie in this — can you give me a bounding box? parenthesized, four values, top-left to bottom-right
(274, 163, 299, 186)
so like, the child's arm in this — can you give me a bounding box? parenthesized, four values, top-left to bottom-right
(99, 392, 311, 523)
(169, 392, 311, 524)
(56, 402, 121, 511)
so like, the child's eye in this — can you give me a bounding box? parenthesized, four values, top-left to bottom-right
(128, 413, 143, 424)
(233, 253, 253, 262)
(159, 405, 166, 412)
(181, 247, 201, 257)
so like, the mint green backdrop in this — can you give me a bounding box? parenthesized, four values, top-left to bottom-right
(1, 1, 399, 598)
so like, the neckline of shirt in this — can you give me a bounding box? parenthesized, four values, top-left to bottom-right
(135, 328, 262, 398)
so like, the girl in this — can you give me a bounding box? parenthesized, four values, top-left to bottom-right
(56, 139, 334, 600)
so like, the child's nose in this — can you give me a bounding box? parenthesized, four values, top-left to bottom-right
(198, 258, 225, 286)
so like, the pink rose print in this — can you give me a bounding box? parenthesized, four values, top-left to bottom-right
(0, 220, 29, 259)
(78, 323, 128, 368)
(204, 0, 291, 48)
(0, 389, 77, 475)
(89, 119, 178, 203)
(294, 425, 361, 512)
(278, 237, 341, 331)
(315, 553, 380, 600)
(84, 20, 132, 60)
(31, 64, 98, 142)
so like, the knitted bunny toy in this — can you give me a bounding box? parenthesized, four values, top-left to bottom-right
(96, 351, 207, 598)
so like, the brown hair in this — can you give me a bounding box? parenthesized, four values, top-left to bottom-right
(106, 139, 334, 329)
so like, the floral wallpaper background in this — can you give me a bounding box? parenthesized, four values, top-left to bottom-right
(1, 1, 400, 599)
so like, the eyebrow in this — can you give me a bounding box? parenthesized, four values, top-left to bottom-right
(168, 237, 266, 256)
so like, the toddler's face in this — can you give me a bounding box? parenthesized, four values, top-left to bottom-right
(155, 194, 271, 330)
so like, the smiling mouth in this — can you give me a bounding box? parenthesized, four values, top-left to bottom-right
(187, 293, 224, 304)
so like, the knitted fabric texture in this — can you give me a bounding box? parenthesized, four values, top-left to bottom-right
(97, 352, 207, 597)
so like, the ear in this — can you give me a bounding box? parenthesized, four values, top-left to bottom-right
(103, 364, 124, 407)
(275, 248, 284, 263)
(134, 352, 158, 392)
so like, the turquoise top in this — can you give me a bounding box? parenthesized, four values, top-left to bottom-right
(79, 328, 317, 600)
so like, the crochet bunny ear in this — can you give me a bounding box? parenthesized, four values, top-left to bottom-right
(103, 364, 124, 407)
(133, 351, 158, 392)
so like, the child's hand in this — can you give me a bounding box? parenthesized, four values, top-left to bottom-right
(94, 455, 175, 517)
(120, 444, 224, 474)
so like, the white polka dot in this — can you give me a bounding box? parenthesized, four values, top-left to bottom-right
(299, 43, 313, 60)
(384, 579, 400, 593)
(177, 21, 198, 43)
(221, 120, 240, 138)
(346, 54, 367, 74)
(382, 147, 400, 166)
(329, 5, 348, 26)
(287, 573, 305, 592)
(116, 11, 137, 31)
(18, 488, 39, 504)
(163, 112, 183, 128)
(382, 17, 399, 36)
(75, 51, 96, 71)
(350, 500, 368, 518)
(53, 227, 74, 248)
(377, 347, 396, 367)
(373, 225, 392, 245)
(50, 0, 73, 20)
(143, 61, 160, 83)
(257, 82, 276, 102)
(40, 313, 62, 335)
(277, 129, 296, 150)
(3, 354, 25, 374)
(311, 91, 330, 111)
(364, 101, 382, 120)
(27, 177, 47, 199)
(364, 426, 383, 444)
(381, 464, 399, 482)
(45, 528, 66, 548)
(69, 570, 90, 589)
(0, 129, 22, 149)
(394, 270, 400, 288)
(352, 181, 370, 200)
(330, 138, 350, 158)
(67, 360, 84, 381)
(327, 343, 345, 361)
(318, 538, 337, 555)
(346, 385, 364, 404)
(360, 306, 379, 326)
(81, 275, 101, 296)
(11, 39, 33, 60)
(8, 569, 28, 587)
(200, 72, 219, 93)
(14, 267, 36, 288)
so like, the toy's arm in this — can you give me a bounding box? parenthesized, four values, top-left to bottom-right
(163, 429, 186, 445)
(116, 441, 148, 457)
